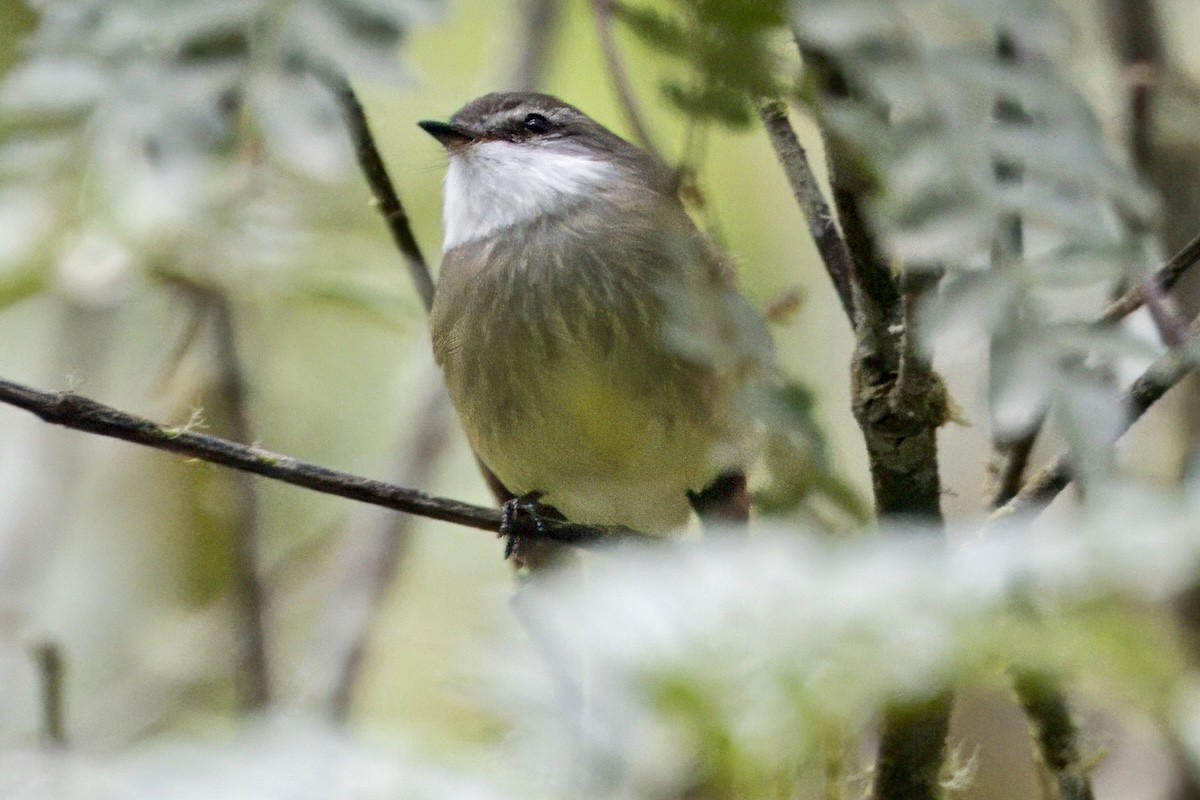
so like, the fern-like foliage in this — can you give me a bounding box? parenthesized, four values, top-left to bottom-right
(611, 0, 790, 127)
(789, 0, 1164, 459)
(616, 0, 1164, 483)
(0, 0, 437, 308)
(497, 488, 1196, 798)
(792, 0, 1155, 267)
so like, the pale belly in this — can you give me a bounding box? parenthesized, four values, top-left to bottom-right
(452, 357, 719, 534)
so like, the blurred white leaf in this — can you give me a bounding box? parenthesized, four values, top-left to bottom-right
(0, 0, 440, 301)
(493, 490, 1199, 796)
(791, 0, 1165, 483)
(54, 229, 137, 307)
(282, 2, 411, 85)
(0, 58, 107, 114)
(0, 189, 54, 271)
(989, 329, 1054, 437)
(792, 1, 906, 50)
(0, 715, 514, 800)
(1054, 372, 1124, 484)
(247, 70, 352, 183)
(121, 715, 509, 800)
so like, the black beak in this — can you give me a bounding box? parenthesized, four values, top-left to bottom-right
(418, 119, 473, 147)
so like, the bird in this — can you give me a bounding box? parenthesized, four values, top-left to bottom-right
(419, 92, 771, 551)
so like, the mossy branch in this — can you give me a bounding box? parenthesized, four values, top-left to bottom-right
(768, 40, 951, 800)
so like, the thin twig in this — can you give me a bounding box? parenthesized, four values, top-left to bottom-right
(990, 230, 1200, 505)
(0, 376, 646, 547)
(796, 46, 904, 343)
(206, 293, 272, 711)
(987, 35, 1095, 800)
(1103, 0, 1163, 177)
(1014, 672, 1095, 800)
(1102, 231, 1200, 323)
(989, 417, 1044, 510)
(1140, 271, 1192, 348)
(319, 72, 435, 312)
(756, 100, 855, 321)
(32, 641, 66, 746)
(996, 316, 1200, 518)
(590, 0, 662, 160)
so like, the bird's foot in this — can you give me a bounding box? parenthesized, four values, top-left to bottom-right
(687, 471, 750, 532)
(500, 490, 548, 561)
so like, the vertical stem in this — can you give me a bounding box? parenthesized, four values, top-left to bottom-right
(33, 641, 66, 746)
(874, 695, 955, 800)
(208, 293, 271, 711)
(1014, 673, 1095, 800)
(513, 0, 562, 91)
(321, 383, 452, 720)
(988, 30, 1095, 800)
(790, 42, 953, 800)
(987, 29, 1035, 508)
(590, 0, 662, 159)
(1104, 0, 1162, 177)
(822, 724, 849, 800)
(986, 31, 1041, 507)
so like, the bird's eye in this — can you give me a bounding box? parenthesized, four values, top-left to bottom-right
(523, 113, 552, 133)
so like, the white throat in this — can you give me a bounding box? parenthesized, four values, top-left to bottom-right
(442, 140, 617, 251)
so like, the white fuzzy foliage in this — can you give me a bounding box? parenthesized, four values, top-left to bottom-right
(488, 487, 1200, 797)
(0, 0, 441, 304)
(0, 714, 511, 800)
(791, 0, 1168, 483)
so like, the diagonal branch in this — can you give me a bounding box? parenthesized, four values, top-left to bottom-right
(756, 100, 855, 321)
(1101, 230, 1200, 324)
(989, 415, 1044, 510)
(0, 377, 646, 547)
(989, 230, 1200, 506)
(995, 315, 1200, 518)
(321, 73, 436, 312)
(590, 0, 663, 161)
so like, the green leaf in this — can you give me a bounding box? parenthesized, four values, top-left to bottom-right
(0, 263, 47, 309)
(610, 3, 691, 57)
(614, 0, 791, 128)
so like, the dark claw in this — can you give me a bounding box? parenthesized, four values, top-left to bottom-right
(499, 491, 546, 561)
(500, 497, 518, 538)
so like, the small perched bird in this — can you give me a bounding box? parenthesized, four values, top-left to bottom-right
(420, 92, 770, 540)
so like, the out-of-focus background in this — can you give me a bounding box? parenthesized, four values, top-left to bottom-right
(1, 0, 1200, 798)
(0, 0, 861, 739)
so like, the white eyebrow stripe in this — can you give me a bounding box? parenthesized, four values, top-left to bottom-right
(442, 140, 617, 251)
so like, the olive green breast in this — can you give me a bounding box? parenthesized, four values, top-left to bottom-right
(430, 191, 760, 531)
